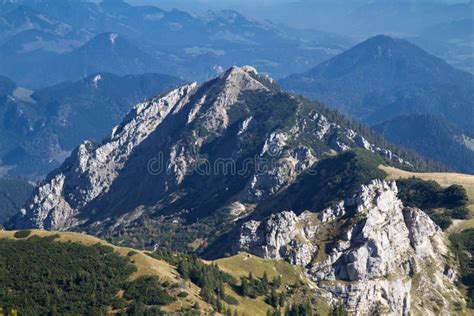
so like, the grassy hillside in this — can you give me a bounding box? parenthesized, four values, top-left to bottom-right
(213, 253, 330, 315)
(381, 165, 474, 212)
(0, 230, 326, 315)
(0, 230, 211, 314)
(381, 165, 474, 197)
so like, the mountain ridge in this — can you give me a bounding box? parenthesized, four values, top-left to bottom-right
(281, 34, 473, 128)
(0, 0, 350, 88)
(374, 114, 474, 174)
(0, 71, 184, 179)
(10, 66, 434, 239)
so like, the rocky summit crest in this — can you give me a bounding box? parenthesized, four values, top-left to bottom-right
(12, 66, 408, 233)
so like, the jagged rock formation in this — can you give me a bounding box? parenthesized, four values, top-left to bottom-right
(237, 180, 463, 315)
(13, 66, 410, 248)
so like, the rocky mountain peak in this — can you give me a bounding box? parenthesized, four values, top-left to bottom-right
(218, 65, 263, 88)
(12, 66, 410, 242)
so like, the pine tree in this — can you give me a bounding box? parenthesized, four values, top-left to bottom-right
(279, 292, 285, 307)
(272, 275, 282, 288)
(262, 271, 269, 290)
(240, 277, 251, 297)
(269, 287, 278, 308)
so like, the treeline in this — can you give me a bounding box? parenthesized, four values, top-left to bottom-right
(150, 249, 333, 315)
(149, 248, 239, 314)
(397, 177, 470, 229)
(0, 233, 349, 315)
(0, 233, 197, 315)
(299, 97, 448, 173)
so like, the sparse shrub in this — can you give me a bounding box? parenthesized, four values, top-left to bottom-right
(178, 291, 189, 298)
(13, 230, 31, 238)
(449, 206, 471, 220)
(222, 294, 239, 305)
(426, 210, 453, 230)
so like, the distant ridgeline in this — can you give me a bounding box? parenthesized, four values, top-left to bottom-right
(0, 73, 184, 179)
(281, 35, 474, 174)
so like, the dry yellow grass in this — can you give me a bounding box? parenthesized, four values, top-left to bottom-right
(211, 252, 314, 316)
(0, 229, 177, 281)
(380, 165, 474, 203)
(214, 252, 305, 286)
(0, 230, 317, 314)
(380, 165, 474, 232)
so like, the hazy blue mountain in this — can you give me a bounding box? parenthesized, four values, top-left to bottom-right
(281, 35, 474, 131)
(0, 0, 350, 88)
(0, 72, 184, 179)
(1, 31, 174, 87)
(374, 114, 474, 174)
(411, 19, 474, 74)
(211, 0, 473, 39)
(0, 178, 34, 224)
(281, 35, 474, 173)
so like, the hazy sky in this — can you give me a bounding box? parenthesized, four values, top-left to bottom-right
(124, 0, 473, 41)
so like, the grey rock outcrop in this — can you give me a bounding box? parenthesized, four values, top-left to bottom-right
(237, 180, 463, 315)
(239, 211, 318, 266)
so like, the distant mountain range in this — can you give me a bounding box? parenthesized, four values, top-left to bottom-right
(0, 0, 350, 88)
(0, 72, 184, 179)
(281, 35, 474, 173)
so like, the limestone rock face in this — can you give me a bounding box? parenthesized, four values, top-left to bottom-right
(239, 211, 318, 266)
(237, 180, 463, 315)
(15, 82, 198, 229)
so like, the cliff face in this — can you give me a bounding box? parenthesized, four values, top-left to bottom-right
(238, 180, 463, 315)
